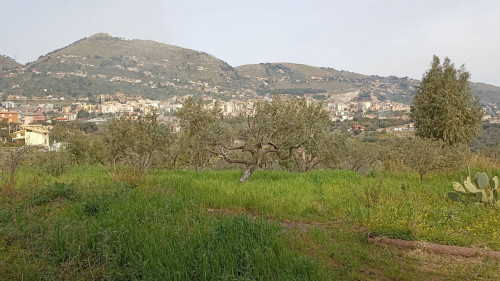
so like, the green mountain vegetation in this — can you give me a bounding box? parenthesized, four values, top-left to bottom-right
(0, 54, 22, 71)
(0, 33, 250, 99)
(470, 82, 500, 106)
(236, 63, 422, 103)
(0, 33, 499, 106)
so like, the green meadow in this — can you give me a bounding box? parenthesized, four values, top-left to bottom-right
(1, 166, 500, 280)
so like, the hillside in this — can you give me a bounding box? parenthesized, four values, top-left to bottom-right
(237, 63, 500, 106)
(0, 54, 22, 71)
(0, 33, 251, 99)
(470, 82, 500, 106)
(236, 63, 421, 103)
(0, 33, 499, 106)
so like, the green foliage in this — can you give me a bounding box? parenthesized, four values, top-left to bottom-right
(344, 139, 382, 174)
(106, 111, 172, 174)
(352, 177, 383, 208)
(291, 131, 348, 172)
(3, 167, 500, 279)
(0, 147, 26, 189)
(385, 137, 468, 182)
(29, 182, 78, 206)
(31, 150, 73, 176)
(411, 55, 483, 145)
(51, 121, 108, 165)
(175, 97, 222, 171)
(76, 109, 90, 119)
(271, 88, 327, 95)
(213, 97, 330, 182)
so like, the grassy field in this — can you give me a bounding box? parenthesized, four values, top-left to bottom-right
(1, 166, 500, 280)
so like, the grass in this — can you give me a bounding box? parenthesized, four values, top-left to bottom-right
(1, 165, 500, 280)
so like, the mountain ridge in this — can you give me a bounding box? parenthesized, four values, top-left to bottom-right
(0, 33, 498, 107)
(0, 54, 22, 70)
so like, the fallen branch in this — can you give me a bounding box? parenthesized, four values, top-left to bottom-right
(368, 235, 500, 260)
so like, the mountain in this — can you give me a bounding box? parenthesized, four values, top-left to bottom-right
(235, 63, 420, 103)
(0, 54, 22, 71)
(470, 82, 500, 106)
(0, 33, 250, 99)
(0, 33, 499, 107)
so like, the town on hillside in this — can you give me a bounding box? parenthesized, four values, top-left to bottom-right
(1, 91, 499, 148)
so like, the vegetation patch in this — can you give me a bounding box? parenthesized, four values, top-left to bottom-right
(29, 182, 78, 206)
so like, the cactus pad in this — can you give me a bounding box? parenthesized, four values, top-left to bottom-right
(474, 172, 489, 189)
(491, 176, 499, 189)
(453, 182, 467, 194)
(463, 181, 479, 193)
(447, 192, 462, 202)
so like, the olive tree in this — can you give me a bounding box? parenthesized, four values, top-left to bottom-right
(175, 97, 222, 172)
(106, 111, 172, 175)
(387, 137, 468, 182)
(292, 131, 347, 172)
(212, 97, 329, 182)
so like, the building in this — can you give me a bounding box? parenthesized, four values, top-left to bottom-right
(0, 111, 19, 123)
(22, 114, 46, 125)
(12, 125, 50, 147)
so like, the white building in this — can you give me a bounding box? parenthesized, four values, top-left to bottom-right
(13, 125, 50, 147)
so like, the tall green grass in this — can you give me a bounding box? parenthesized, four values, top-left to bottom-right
(1, 171, 324, 280)
(1, 166, 500, 280)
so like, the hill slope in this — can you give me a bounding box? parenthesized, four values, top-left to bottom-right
(0, 54, 22, 71)
(236, 63, 421, 103)
(0, 33, 498, 107)
(0, 33, 250, 99)
(236, 63, 500, 106)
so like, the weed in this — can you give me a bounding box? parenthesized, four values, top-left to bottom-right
(29, 182, 78, 206)
(106, 166, 143, 185)
(353, 177, 383, 209)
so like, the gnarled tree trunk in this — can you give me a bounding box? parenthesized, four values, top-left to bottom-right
(240, 163, 258, 183)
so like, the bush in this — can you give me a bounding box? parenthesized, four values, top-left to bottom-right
(29, 182, 78, 206)
(31, 151, 73, 176)
(106, 167, 143, 185)
(83, 198, 110, 216)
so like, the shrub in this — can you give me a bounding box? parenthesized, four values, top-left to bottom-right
(30, 150, 73, 177)
(29, 182, 78, 206)
(353, 177, 383, 208)
(106, 167, 143, 186)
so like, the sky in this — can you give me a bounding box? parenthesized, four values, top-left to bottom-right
(1, 0, 499, 85)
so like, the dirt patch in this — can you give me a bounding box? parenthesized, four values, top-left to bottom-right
(369, 235, 500, 260)
(206, 207, 332, 232)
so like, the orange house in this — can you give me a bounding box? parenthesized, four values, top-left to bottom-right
(0, 111, 18, 124)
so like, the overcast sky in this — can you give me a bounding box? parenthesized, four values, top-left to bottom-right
(1, 0, 499, 85)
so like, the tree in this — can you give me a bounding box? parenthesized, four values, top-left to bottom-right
(212, 97, 329, 182)
(77, 110, 90, 119)
(344, 140, 381, 173)
(175, 97, 222, 172)
(106, 111, 172, 175)
(411, 56, 483, 145)
(0, 147, 25, 190)
(387, 137, 468, 182)
(290, 131, 347, 172)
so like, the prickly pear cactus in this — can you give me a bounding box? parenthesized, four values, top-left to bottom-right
(449, 170, 500, 207)
(474, 172, 489, 189)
